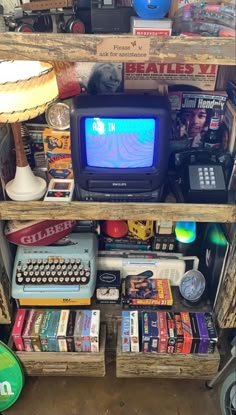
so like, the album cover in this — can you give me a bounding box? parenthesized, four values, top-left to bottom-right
(168, 91, 227, 153)
(54, 62, 123, 99)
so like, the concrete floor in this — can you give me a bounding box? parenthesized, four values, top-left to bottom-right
(4, 362, 221, 415)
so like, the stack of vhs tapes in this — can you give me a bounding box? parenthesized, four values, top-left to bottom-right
(121, 310, 139, 352)
(12, 309, 100, 353)
(121, 310, 218, 354)
(141, 311, 218, 354)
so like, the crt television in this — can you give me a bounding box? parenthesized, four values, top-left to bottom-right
(70, 94, 171, 202)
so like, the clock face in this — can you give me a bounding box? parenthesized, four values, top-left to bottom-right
(46, 102, 70, 130)
(179, 270, 206, 303)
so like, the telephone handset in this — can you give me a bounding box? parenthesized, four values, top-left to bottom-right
(168, 150, 233, 204)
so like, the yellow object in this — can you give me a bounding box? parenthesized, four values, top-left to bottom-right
(19, 298, 91, 306)
(128, 220, 154, 240)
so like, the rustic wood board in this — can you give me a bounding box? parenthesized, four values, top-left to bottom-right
(116, 326, 220, 379)
(0, 201, 235, 222)
(15, 324, 106, 376)
(0, 33, 235, 64)
(214, 239, 236, 329)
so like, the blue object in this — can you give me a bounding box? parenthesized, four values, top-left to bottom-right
(175, 221, 196, 243)
(84, 117, 156, 168)
(132, 0, 171, 20)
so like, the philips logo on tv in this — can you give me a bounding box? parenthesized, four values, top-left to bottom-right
(112, 183, 127, 187)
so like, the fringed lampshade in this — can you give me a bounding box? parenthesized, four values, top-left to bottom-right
(0, 60, 58, 201)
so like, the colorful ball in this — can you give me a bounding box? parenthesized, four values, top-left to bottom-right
(132, 0, 172, 20)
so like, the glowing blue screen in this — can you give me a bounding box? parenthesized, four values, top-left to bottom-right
(84, 117, 157, 168)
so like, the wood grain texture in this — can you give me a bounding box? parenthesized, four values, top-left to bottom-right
(0, 33, 235, 64)
(0, 201, 235, 222)
(214, 236, 236, 329)
(15, 324, 106, 377)
(116, 326, 220, 379)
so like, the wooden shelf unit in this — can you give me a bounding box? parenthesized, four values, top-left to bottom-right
(0, 33, 235, 64)
(0, 31, 235, 380)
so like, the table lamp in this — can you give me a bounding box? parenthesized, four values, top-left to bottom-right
(0, 60, 59, 201)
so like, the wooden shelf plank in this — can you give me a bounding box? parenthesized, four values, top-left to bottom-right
(0, 33, 235, 64)
(0, 201, 235, 222)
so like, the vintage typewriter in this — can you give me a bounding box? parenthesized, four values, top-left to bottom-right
(12, 233, 98, 307)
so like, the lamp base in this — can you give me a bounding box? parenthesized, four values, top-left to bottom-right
(6, 165, 47, 201)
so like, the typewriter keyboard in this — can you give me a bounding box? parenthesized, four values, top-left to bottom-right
(16, 257, 91, 285)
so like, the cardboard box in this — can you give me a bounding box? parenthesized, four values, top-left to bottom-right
(12, 309, 27, 351)
(131, 17, 172, 36)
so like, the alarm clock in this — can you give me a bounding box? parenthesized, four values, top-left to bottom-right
(179, 270, 206, 306)
(45, 102, 70, 130)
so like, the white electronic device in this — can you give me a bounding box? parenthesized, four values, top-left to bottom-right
(44, 179, 74, 202)
(97, 251, 199, 286)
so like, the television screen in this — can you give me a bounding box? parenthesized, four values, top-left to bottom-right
(83, 117, 158, 168)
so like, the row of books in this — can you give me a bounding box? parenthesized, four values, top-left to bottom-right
(12, 309, 100, 353)
(121, 311, 218, 354)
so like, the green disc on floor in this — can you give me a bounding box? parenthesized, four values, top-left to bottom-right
(0, 341, 24, 411)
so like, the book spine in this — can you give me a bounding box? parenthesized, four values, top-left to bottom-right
(157, 311, 168, 353)
(122, 310, 130, 352)
(81, 310, 92, 352)
(12, 309, 27, 351)
(189, 313, 200, 354)
(90, 310, 100, 353)
(196, 313, 209, 354)
(22, 309, 36, 352)
(166, 312, 176, 354)
(130, 310, 139, 353)
(66, 310, 76, 352)
(174, 313, 184, 353)
(181, 312, 193, 354)
(74, 311, 84, 352)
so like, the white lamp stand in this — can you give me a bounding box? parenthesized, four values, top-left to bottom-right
(6, 165, 47, 202)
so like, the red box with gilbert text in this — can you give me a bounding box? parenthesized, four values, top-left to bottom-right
(180, 312, 193, 354)
(12, 309, 27, 351)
